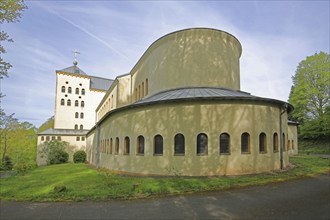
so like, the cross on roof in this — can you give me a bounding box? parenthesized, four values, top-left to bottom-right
(72, 50, 80, 65)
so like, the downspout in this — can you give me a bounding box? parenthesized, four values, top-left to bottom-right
(279, 103, 288, 169)
(96, 124, 100, 168)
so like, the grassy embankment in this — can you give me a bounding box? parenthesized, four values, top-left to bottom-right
(0, 143, 329, 201)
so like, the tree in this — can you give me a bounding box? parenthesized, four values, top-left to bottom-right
(38, 116, 54, 133)
(0, 0, 27, 77)
(289, 52, 330, 139)
(39, 140, 69, 165)
(0, 109, 37, 164)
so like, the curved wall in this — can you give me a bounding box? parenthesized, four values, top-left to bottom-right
(87, 100, 289, 176)
(131, 28, 242, 100)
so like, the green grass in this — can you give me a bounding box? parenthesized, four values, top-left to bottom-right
(1, 154, 329, 202)
(298, 140, 330, 154)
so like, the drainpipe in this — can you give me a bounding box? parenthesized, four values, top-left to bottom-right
(96, 125, 100, 168)
(280, 103, 288, 169)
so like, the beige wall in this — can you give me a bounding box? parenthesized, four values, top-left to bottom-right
(131, 29, 242, 101)
(288, 124, 298, 155)
(87, 100, 290, 176)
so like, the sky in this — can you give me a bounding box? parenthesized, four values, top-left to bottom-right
(1, 0, 329, 127)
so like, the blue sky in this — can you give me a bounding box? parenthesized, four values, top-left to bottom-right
(1, 1, 329, 127)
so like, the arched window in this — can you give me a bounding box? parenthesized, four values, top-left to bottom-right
(154, 135, 163, 155)
(61, 99, 65, 106)
(135, 88, 138, 101)
(76, 88, 79, 94)
(75, 112, 79, 118)
(138, 85, 141, 100)
(292, 140, 295, 149)
(145, 78, 148, 95)
(174, 133, 185, 155)
(81, 101, 85, 107)
(124, 137, 130, 155)
(67, 99, 71, 106)
(68, 87, 72, 93)
(111, 95, 114, 108)
(142, 82, 145, 97)
(80, 112, 84, 119)
(259, 133, 267, 153)
(80, 125, 83, 130)
(220, 133, 230, 154)
(110, 138, 113, 154)
(81, 89, 85, 95)
(288, 140, 291, 150)
(273, 133, 279, 152)
(282, 133, 286, 151)
(137, 135, 144, 155)
(74, 124, 78, 130)
(75, 100, 79, 107)
(241, 132, 250, 153)
(61, 86, 65, 93)
(115, 137, 119, 155)
(197, 133, 208, 155)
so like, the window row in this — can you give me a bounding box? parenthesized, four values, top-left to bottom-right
(61, 99, 85, 107)
(135, 78, 148, 101)
(75, 112, 84, 119)
(40, 136, 61, 141)
(74, 124, 84, 130)
(76, 136, 85, 141)
(99, 132, 295, 156)
(61, 86, 85, 95)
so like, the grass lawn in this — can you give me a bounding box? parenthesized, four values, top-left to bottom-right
(0, 153, 329, 202)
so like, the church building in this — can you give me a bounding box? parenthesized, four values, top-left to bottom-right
(38, 28, 298, 176)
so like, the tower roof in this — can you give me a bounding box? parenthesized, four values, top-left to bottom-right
(57, 65, 88, 76)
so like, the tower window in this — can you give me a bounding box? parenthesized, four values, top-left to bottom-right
(61, 99, 65, 106)
(61, 86, 65, 93)
(68, 87, 72, 93)
(80, 112, 84, 119)
(76, 88, 79, 95)
(74, 124, 78, 130)
(75, 112, 79, 118)
(81, 89, 85, 95)
(67, 99, 71, 106)
(75, 100, 79, 107)
(80, 125, 83, 130)
(81, 101, 85, 107)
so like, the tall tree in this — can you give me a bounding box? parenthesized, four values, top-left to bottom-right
(289, 52, 330, 139)
(0, 0, 27, 77)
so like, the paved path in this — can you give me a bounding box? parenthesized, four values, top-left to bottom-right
(1, 174, 329, 220)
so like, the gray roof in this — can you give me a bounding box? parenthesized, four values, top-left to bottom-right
(58, 65, 88, 76)
(134, 87, 293, 112)
(38, 128, 89, 136)
(135, 87, 254, 104)
(90, 76, 113, 91)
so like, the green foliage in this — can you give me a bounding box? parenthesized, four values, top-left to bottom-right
(0, 0, 27, 76)
(13, 162, 36, 174)
(0, 155, 329, 201)
(73, 150, 86, 163)
(0, 109, 37, 165)
(37, 116, 54, 133)
(39, 140, 69, 165)
(289, 52, 330, 139)
(0, 156, 13, 170)
(297, 140, 330, 155)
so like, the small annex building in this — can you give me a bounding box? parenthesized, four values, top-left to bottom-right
(85, 28, 298, 176)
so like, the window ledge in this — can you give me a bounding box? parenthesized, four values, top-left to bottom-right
(220, 153, 231, 155)
(174, 154, 185, 156)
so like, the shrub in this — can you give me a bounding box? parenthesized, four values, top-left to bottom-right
(73, 150, 86, 163)
(13, 163, 36, 174)
(1, 156, 13, 170)
(39, 140, 69, 165)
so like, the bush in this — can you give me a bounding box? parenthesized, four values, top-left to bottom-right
(73, 150, 86, 163)
(13, 163, 36, 174)
(1, 156, 13, 170)
(39, 140, 69, 165)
